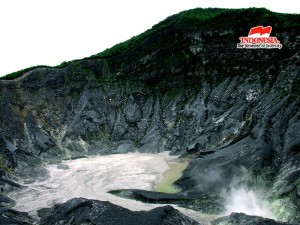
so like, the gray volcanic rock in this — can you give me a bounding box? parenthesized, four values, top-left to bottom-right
(109, 189, 193, 203)
(0, 206, 33, 225)
(212, 213, 298, 225)
(0, 7, 299, 224)
(38, 198, 200, 225)
(25, 113, 56, 156)
(0, 194, 15, 207)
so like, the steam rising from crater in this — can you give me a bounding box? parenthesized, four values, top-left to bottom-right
(225, 186, 276, 219)
(190, 165, 277, 220)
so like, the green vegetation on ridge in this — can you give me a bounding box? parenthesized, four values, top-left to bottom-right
(1, 65, 50, 80)
(0, 7, 298, 80)
(88, 7, 299, 59)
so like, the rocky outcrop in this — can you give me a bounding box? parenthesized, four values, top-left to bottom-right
(0, 194, 33, 225)
(109, 189, 193, 204)
(38, 198, 200, 225)
(0, 7, 299, 224)
(212, 213, 298, 225)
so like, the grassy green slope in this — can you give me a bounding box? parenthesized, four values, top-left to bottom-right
(0, 7, 298, 80)
(89, 8, 298, 59)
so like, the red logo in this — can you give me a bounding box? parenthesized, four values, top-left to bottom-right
(237, 26, 282, 49)
(248, 26, 272, 37)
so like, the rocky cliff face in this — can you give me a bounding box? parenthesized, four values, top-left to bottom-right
(0, 8, 299, 224)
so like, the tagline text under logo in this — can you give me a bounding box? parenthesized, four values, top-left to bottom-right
(237, 26, 282, 49)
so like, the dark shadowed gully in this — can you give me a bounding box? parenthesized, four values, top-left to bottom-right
(0, 8, 299, 225)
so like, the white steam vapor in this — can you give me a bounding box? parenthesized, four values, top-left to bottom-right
(224, 187, 276, 219)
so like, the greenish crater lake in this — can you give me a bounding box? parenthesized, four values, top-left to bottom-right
(155, 161, 188, 194)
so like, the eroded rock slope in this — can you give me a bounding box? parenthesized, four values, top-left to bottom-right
(0, 8, 299, 224)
